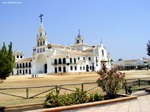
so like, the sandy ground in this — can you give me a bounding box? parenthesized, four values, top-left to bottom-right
(1, 70, 150, 87)
(0, 70, 150, 106)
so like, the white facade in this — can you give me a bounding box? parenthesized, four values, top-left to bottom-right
(13, 20, 111, 75)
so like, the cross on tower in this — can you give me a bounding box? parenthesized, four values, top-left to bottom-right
(101, 39, 103, 44)
(78, 29, 81, 37)
(39, 14, 44, 23)
(78, 29, 80, 35)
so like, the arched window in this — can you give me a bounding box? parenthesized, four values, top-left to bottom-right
(29, 62, 31, 67)
(40, 48, 42, 52)
(20, 55, 23, 58)
(63, 58, 66, 64)
(29, 69, 31, 74)
(102, 50, 104, 57)
(58, 58, 61, 64)
(74, 58, 76, 64)
(88, 57, 91, 61)
(26, 69, 28, 74)
(17, 70, 19, 75)
(59, 67, 61, 72)
(20, 63, 22, 68)
(75, 66, 77, 70)
(43, 48, 45, 52)
(37, 41, 39, 46)
(70, 66, 73, 70)
(80, 66, 82, 70)
(54, 59, 57, 64)
(23, 63, 25, 68)
(17, 55, 19, 58)
(20, 70, 22, 74)
(17, 64, 19, 68)
(26, 63, 28, 67)
(40, 33, 42, 37)
(70, 58, 72, 64)
(83, 66, 85, 70)
(55, 67, 57, 73)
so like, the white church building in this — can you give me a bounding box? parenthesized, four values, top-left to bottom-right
(13, 15, 111, 75)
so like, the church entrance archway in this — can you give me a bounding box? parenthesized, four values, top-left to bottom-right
(36, 54, 47, 74)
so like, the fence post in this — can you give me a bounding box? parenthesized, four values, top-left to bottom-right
(55, 85, 58, 94)
(26, 88, 29, 99)
(81, 83, 84, 91)
(138, 79, 140, 87)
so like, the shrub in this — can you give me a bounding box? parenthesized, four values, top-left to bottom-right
(71, 88, 88, 104)
(44, 91, 60, 108)
(44, 88, 104, 108)
(88, 93, 104, 102)
(97, 64, 126, 98)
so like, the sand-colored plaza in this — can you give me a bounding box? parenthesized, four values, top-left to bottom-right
(1, 70, 150, 87)
(0, 70, 150, 107)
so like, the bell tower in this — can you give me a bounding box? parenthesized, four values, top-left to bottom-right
(36, 14, 47, 46)
(75, 30, 84, 44)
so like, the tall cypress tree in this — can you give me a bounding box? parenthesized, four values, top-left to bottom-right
(147, 40, 150, 56)
(0, 42, 15, 80)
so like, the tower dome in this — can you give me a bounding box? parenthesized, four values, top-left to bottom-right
(75, 30, 84, 44)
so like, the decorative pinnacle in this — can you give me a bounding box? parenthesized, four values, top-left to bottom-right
(39, 14, 44, 23)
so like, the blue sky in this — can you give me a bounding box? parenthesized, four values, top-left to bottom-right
(0, 0, 150, 61)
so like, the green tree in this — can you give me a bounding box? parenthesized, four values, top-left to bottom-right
(147, 40, 150, 56)
(0, 42, 15, 81)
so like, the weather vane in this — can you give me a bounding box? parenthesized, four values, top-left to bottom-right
(39, 14, 44, 23)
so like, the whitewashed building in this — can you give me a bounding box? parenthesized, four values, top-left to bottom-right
(13, 16, 111, 75)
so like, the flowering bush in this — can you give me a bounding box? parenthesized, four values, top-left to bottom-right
(97, 64, 126, 98)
